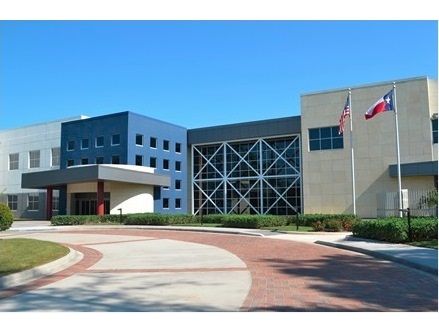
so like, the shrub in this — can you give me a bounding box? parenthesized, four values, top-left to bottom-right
(51, 215, 98, 225)
(301, 214, 359, 232)
(124, 213, 170, 225)
(352, 217, 438, 243)
(0, 203, 14, 231)
(220, 214, 288, 229)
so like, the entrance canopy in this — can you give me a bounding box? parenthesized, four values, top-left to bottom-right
(22, 164, 170, 189)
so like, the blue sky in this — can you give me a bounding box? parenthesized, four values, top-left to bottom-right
(0, 20, 437, 130)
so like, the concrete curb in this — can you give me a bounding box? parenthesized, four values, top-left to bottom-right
(5, 225, 266, 237)
(315, 240, 438, 276)
(0, 247, 83, 290)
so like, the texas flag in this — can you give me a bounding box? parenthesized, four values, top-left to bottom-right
(364, 89, 394, 120)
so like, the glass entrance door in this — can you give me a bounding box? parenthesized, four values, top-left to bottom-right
(73, 193, 110, 215)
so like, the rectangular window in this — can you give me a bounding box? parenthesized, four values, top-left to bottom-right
(163, 198, 169, 209)
(29, 150, 40, 168)
(163, 140, 170, 151)
(67, 159, 74, 167)
(9, 153, 19, 170)
(7, 195, 18, 211)
(96, 136, 104, 148)
(175, 179, 181, 190)
(67, 140, 75, 151)
(51, 147, 60, 167)
(136, 134, 144, 146)
(81, 158, 89, 165)
(28, 194, 39, 211)
(163, 159, 169, 170)
(150, 137, 157, 148)
(175, 142, 181, 153)
(175, 198, 181, 209)
(52, 196, 59, 211)
(135, 155, 143, 166)
(112, 134, 120, 146)
(112, 155, 120, 164)
(81, 138, 89, 150)
(432, 118, 438, 144)
(175, 161, 181, 171)
(96, 156, 104, 164)
(150, 157, 157, 168)
(308, 126, 344, 151)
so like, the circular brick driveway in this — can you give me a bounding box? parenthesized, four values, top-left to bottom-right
(1, 228, 437, 311)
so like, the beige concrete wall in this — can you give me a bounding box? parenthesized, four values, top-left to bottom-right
(301, 77, 437, 218)
(66, 181, 154, 214)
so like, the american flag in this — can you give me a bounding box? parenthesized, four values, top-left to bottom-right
(338, 94, 350, 135)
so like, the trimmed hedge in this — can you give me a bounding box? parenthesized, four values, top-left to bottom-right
(352, 217, 438, 243)
(50, 212, 358, 231)
(0, 203, 14, 231)
(51, 214, 125, 226)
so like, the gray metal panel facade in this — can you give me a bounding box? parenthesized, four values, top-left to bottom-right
(389, 161, 438, 177)
(188, 116, 301, 145)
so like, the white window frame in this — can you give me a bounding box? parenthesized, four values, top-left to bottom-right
(81, 138, 89, 150)
(95, 136, 104, 148)
(7, 195, 18, 211)
(51, 147, 60, 167)
(29, 150, 40, 169)
(9, 153, 19, 170)
(135, 134, 144, 147)
(111, 134, 121, 146)
(28, 194, 39, 211)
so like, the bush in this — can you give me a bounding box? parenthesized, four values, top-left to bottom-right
(352, 217, 438, 243)
(51, 214, 125, 226)
(299, 214, 360, 232)
(0, 203, 14, 231)
(220, 214, 288, 229)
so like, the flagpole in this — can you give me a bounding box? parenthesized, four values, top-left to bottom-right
(348, 88, 357, 215)
(393, 82, 403, 216)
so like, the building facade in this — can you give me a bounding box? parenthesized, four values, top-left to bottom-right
(1, 76, 437, 219)
(0, 116, 87, 219)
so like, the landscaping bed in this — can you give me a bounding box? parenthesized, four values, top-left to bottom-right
(352, 217, 438, 244)
(51, 213, 359, 231)
(0, 238, 69, 276)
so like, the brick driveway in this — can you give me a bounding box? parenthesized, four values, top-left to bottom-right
(64, 229, 438, 311)
(1, 228, 437, 311)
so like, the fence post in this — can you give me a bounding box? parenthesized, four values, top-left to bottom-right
(406, 207, 412, 242)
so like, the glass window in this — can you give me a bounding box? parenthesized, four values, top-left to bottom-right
(135, 155, 143, 166)
(136, 134, 143, 146)
(81, 158, 89, 165)
(96, 156, 104, 164)
(163, 140, 170, 151)
(175, 179, 181, 190)
(175, 198, 181, 209)
(67, 140, 75, 151)
(9, 153, 19, 170)
(163, 159, 169, 170)
(175, 161, 181, 171)
(51, 147, 60, 167)
(28, 194, 39, 211)
(150, 137, 157, 148)
(81, 138, 89, 149)
(150, 157, 157, 168)
(432, 118, 438, 144)
(29, 150, 40, 168)
(112, 155, 120, 164)
(112, 134, 120, 146)
(8, 195, 18, 211)
(96, 136, 104, 147)
(52, 196, 59, 211)
(309, 126, 344, 151)
(163, 186, 170, 190)
(163, 198, 169, 209)
(175, 142, 181, 153)
(67, 159, 74, 167)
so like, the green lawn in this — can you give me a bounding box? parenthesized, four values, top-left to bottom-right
(407, 239, 438, 249)
(261, 225, 314, 232)
(0, 238, 69, 276)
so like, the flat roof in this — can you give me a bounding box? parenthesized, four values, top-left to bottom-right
(22, 164, 170, 189)
(301, 76, 433, 97)
(188, 116, 301, 145)
(389, 161, 438, 178)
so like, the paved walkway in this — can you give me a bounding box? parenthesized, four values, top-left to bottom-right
(0, 227, 437, 311)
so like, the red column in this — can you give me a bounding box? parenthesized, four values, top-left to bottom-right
(46, 186, 53, 220)
(97, 181, 105, 216)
